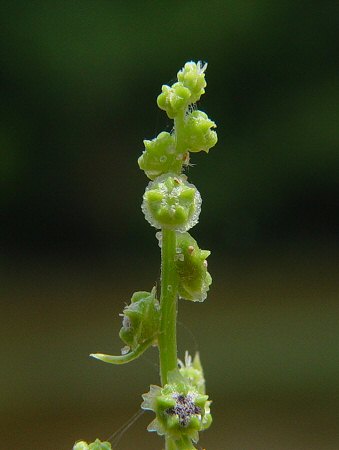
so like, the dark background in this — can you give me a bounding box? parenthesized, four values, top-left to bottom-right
(1, 1, 339, 449)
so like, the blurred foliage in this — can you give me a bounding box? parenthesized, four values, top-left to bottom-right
(1, 0, 338, 257)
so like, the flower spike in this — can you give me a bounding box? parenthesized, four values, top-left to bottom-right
(86, 61, 217, 450)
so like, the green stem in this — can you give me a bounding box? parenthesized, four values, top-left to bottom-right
(165, 437, 177, 450)
(160, 110, 186, 450)
(158, 228, 178, 386)
(174, 110, 186, 155)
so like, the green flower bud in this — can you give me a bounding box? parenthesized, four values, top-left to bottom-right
(142, 174, 201, 232)
(119, 288, 160, 349)
(138, 132, 183, 180)
(141, 371, 212, 447)
(88, 440, 111, 450)
(157, 82, 191, 119)
(177, 61, 207, 104)
(73, 439, 111, 450)
(91, 288, 160, 365)
(175, 232, 212, 302)
(184, 110, 217, 153)
(73, 442, 89, 450)
(178, 352, 206, 395)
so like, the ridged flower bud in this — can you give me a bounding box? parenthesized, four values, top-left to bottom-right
(157, 82, 191, 119)
(175, 232, 212, 302)
(178, 352, 206, 395)
(184, 111, 217, 153)
(90, 288, 160, 365)
(138, 132, 183, 180)
(177, 61, 207, 104)
(119, 288, 160, 350)
(142, 174, 201, 232)
(73, 439, 111, 450)
(73, 442, 89, 450)
(141, 371, 212, 447)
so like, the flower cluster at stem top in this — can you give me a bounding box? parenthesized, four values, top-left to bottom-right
(140, 61, 217, 234)
(138, 61, 217, 184)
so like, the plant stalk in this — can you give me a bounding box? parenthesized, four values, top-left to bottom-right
(159, 109, 185, 450)
(174, 110, 186, 155)
(158, 228, 178, 386)
(165, 438, 177, 450)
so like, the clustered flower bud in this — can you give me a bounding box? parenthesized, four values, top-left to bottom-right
(178, 352, 206, 395)
(141, 370, 212, 449)
(157, 83, 192, 119)
(183, 110, 217, 153)
(177, 61, 207, 104)
(138, 61, 217, 181)
(138, 132, 183, 180)
(90, 288, 160, 365)
(119, 288, 160, 350)
(142, 174, 201, 232)
(73, 439, 111, 450)
(175, 232, 212, 302)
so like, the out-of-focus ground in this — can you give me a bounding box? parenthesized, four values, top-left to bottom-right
(1, 1, 339, 449)
(2, 244, 338, 449)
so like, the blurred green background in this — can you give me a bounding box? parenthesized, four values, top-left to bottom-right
(1, 1, 339, 449)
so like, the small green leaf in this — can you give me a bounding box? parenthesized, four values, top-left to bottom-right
(90, 339, 153, 365)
